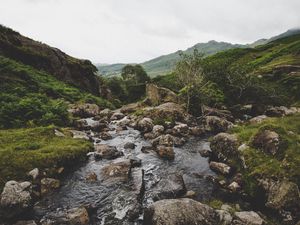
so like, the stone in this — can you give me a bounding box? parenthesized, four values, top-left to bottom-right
(94, 144, 123, 160)
(210, 133, 239, 162)
(137, 117, 154, 133)
(252, 130, 280, 155)
(216, 210, 233, 225)
(0, 181, 32, 219)
(70, 130, 90, 140)
(199, 149, 211, 157)
(124, 142, 136, 149)
(143, 198, 220, 225)
(265, 106, 288, 117)
(85, 172, 97, 181)
(152, 134, 174, 147)
(28, 168, 39, 180)
(54, 129, 65, 137)
(152, 125, 164, 137)
(99, 108, 112, 117)
(209, 161, 231, 175)
(172, 123, 189, 136)
(265, 180, 300, 211)
(156, 145, 175, 160)
(203, 105, 234, 121)
(13, 221, 37, 225)
(68, 103, 100, 118)
(190, 126, 205, 136)
(65, 207, 89, 225)
(101, 160, 132, 182)
(249, 115, 269, 124)
(99, 131, 112, 140)
(184, 190, 196, 198)
(110, 112, 125, 121)
(151, 174, 186, 201)
(228, 181, 241, 192)
(145, 83, 179, 105)
(233, 211, 264, 225)
(41, 178, 60, 196)
(115, 117, 131, 127)
(129, 157, 142, 167)
(204, 116, 233, 133)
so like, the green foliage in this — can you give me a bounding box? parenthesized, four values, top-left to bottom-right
(0, 56, 112, 128)
(121, 64, 150, 84)
(0, 126, 93, 188)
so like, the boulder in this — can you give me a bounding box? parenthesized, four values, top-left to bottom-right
(70, 130, 90, 140)
(228, 181, 241, 192)
(110, 112, 125, 121)
(204, 116, 233, 133)
(94, 144, 123, 160)
(265, 106, 288, 117)
(41, 178, 60, 196)
(210, 133, 239, 162)
(98, 131, 112, 140)
(150, 174, 186, 201)
(209, 161, 231, 175)
(99, 108, 112, 117)
(115, 117, 131, 127)
(101, 160, 132, 182)
(233, 211, 264, 225)
(216, 210, 233, 225)
(0, 181, 32, 219)
(152, 125, 164, 137)
(137, 118, 154, 133)
(249, 115, 269, 124)
(124, 142, 136, 149)
(189, 126, 205, 136)
(155, 145, 175, 160)
(172, 123, 189, 136)
(54, 129, 65, 137)
(28, 168, 39, 180)
(85, 172, 97, 182)
(199, 149, 211, 158)
(252, 130, 280, 155)
(143, 198, 220, 225)
(265, 180, 300, 212)
(203, 105, 234, 121)
(68, 103, 100, 118)
(65, 207, 89, 225)
(152, 134, 174, 147)
(146, 83, 179, 105)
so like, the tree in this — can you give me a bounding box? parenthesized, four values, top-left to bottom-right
(121, 64, 150, 84)
(174, 50, 212, 113)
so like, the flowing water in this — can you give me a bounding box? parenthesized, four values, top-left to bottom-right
(34, 118, 216, 224)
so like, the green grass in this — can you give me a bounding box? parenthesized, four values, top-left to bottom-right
(0, 126, 93, 188)
(231, 114, 300, 195)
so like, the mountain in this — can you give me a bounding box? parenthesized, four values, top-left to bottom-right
(0, 25, 101, 95)
(97, 28, 300, 77)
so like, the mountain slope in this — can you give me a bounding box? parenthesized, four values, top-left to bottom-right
(0, 25, 101, 95)
(97, 29, 300, 77)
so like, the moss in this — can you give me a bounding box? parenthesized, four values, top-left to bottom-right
(0, 126, 93, 189)
(208, 199, 224, 209)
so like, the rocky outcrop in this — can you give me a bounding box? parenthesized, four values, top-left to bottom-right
(0, 181, 33, 219)
(143, 198, 220, 225)
(0, 25, 101, 95)
(210, 133, 239, 162)
(94, 144, 123, 160)
(251, 130, 280, 155)
(145, 83, 179, 105)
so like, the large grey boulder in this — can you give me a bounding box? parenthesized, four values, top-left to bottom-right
(233, 211, 264, 225)
(0, 181, 33, 219)
(209, 161, 231, 176)
(137, 118, 154, 133)
(101, 160, 132, 183)
(94, 144, 123, 160)
(143, 198, 220, 225)
(252, 130, 280, 155)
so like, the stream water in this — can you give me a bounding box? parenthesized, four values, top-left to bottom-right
(34, 118, 216, 225)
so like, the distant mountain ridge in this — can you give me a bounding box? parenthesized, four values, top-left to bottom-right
(97, 28, 300, 77)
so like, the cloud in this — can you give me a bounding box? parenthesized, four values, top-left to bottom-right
(0, 0, 299, 63)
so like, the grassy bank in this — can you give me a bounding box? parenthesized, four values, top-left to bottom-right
(231, 114, 300, 195)
(0, 126, 93, 188)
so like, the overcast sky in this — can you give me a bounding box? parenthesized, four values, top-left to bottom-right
(0, 0, 299, 64)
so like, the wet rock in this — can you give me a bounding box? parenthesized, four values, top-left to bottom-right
(172, 123, 189, 136)
(137, 117, 154, 133)
(210, 133, 239, 162)
(94, 144, 123, 160)
(204, 116, 233, 133)
(68, 103, 100, 118)
(199, 149, 211, 157)
(13, 221, 37, 225)
(233, 211, 264, 225)
(70, 130, 90, 140)
(209, 161, 231, 175)
(173, 136, 186, 147)
(265, 180, 300, 212)
(152, 134, 174, 147)
(228, 181, 241, 192)
(0, 181, 32, 219)
(115, 117, 131, 127)
(141, 146, 154, 153)
(151, 173, 186, 201)
(124, 142, 136, 149)
(144, 198, 220, 225)
(252, 130, 280, 155)
(155, 145, 175, 160)
(99, 131, 112, 140)
(216, 210, 233, 225)
(101, 160, 132, 182)
(41, 178, 60, 196)
(28, 168, 39, 180)
(129, 157, 142, 167)
(249, 115, 269, 124)
(110, 112, 125, 121)
(189, 126, 205, 136)
(85, 172, 97, 182)
(131, 168, 145, 197)
(146, 83, 179, 105)
(143, 132, 156, 140)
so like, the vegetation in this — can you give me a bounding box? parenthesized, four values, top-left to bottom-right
(231, 114, 300, 195)
(0, 56, 112, 128)
(0, 126, 93, 188)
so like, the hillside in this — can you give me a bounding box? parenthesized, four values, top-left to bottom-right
(97, 29, 300, 77)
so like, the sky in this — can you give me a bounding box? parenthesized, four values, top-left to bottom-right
(0, 0, 299, 64)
